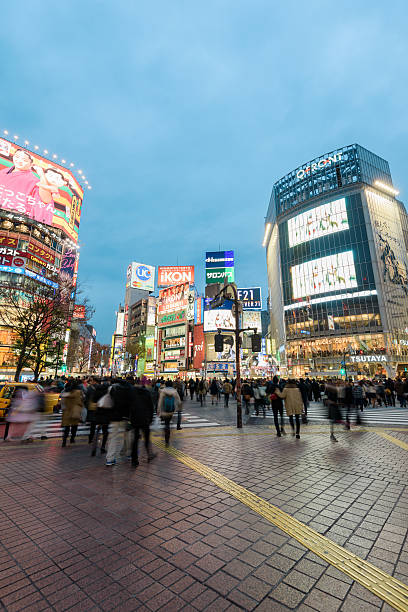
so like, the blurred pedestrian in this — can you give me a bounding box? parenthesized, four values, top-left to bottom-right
(105, 378, 133, 465)
(158, 381, 181, 446)
(223, 379, 232, 407)
(275, 380, 303, 439)
(210, 379, 218, 405)
(129, 384, 156, 467)
(269, 376, 285, 436)
(61, 380, 83, 447)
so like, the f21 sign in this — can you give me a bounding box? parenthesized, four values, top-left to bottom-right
(237, 287, 262, 310)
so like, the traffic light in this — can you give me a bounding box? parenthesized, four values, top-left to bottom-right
(214, 331, 224, 352)
(61, 365, 67, 373)
(340, 368, 346, 376)
(251, 333, 261, 353)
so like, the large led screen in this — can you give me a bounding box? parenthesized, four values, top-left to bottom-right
(288, 198, 348, 247)
(0, 138, 83, 243)
(204, 309, 236, 332)
(291, 250, 357, 299)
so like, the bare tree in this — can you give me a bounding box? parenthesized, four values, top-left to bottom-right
(0, 277, 93, 381)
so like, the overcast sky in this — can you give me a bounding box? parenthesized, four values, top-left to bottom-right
(2, 1, 408, 342)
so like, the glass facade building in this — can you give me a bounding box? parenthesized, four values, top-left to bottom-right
(265, 144, 408, 378)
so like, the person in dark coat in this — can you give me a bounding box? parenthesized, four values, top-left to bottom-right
(269, 376, 285, 436)
(129, 385, 156, 467)
(88, 379, 110, 454)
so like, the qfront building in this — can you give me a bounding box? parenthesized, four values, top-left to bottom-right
(264, 144, 408, 378)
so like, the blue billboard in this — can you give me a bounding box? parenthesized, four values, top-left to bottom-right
(237, 287, 262, 310)
(205, 250, 234, 269)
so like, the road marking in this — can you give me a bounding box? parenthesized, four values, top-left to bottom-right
(375, 431, 408, 451)
(153, 440, 408, 612)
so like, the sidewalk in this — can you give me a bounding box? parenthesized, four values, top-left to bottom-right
(0, 424, 407, 611)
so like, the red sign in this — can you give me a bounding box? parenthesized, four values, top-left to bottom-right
(158, 282, 190, 315)
(0, 235, 18, 247)
(28, 240, 55, 264)
(158, 266, 194, 287)
(73, 304, 86, 319)
(193, 324, 205, 370)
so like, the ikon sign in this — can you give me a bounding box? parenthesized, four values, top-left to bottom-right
(296, 153, 342, 180)
(158, 266, 194, 287)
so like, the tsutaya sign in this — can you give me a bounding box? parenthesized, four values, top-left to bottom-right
(296, 153, 343, 180)
(349, 354, 388, 363)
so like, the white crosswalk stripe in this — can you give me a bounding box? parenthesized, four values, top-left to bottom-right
(24, 411, 221, 439)
(251, 402, 408, 426)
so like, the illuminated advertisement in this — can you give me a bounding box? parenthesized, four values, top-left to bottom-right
(205, 251, 234, 268)
(291, 251, 357, 299)
(204, 309, 236, 332)
(158, 282, 190, 315)
(207, 332, 236, 362)
(195, 297, 203, 324)
(193, 324, 205, 370)
(237, 287, 262, 310)
(206, 267, 235, 284)
(288, 198, 348, 247)
(73, 304, 86, 319)
(0, 138, 83, 243)
(158, 266, 194, 286)
(243, 311, 262, 333)
(126, 262, 155, 292)
(158, 309, 186, 327)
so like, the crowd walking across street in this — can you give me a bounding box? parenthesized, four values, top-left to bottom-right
(2, 373, 408, 455)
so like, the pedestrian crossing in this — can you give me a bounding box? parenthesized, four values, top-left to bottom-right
(250, 402, 408, 427)
(20, 412, 222, 439)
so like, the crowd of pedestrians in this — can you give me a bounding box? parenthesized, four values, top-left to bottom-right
(2, 373, 407, 454)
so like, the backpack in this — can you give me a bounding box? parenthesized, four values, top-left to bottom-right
(164, 395, 175, 413)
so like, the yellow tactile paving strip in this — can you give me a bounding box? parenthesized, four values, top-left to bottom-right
(154, 440, 408, 612)
(375, 431, 408, 452)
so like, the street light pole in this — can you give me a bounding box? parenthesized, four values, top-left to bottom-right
(54, 340, 61, 379)
(208, 283, 243, 428)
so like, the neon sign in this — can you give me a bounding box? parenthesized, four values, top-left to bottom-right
(296, 153, 342, 179)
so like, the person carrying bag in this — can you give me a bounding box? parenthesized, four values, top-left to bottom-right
(158, 381, 181, 446)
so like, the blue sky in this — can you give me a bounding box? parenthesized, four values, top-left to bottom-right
(1, 1, 408, 342)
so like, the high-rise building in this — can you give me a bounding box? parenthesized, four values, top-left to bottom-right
(264, 144, 408, 378)
(0, 137, 84, 380)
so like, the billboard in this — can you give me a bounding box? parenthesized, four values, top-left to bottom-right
(73, 304, 86, 319)
(193, 324, 205, 370)
(158, 309, 186, 327)
(205, 251, 234, 268)
(158, 266, 194, 286)
(243, 311, 262, 333)
(206, 332, 236, 362)
(158, 282, 190, 315)
(291, 251, 357, 299)
(206, 267, 235, 284)
(0, 138, 83, 243)
(204, 309, 236, 332)
(237, 287, 262, 310)
(195, 296, 204, 324)
(126, 262, 155, 291)
(288, 198, 349, 247)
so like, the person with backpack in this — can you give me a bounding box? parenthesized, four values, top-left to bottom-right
(105, 378, 133, 466)
(158, 380, 181, 446)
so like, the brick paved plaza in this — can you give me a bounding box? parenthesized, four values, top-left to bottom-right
(0, 422, 407, 611)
